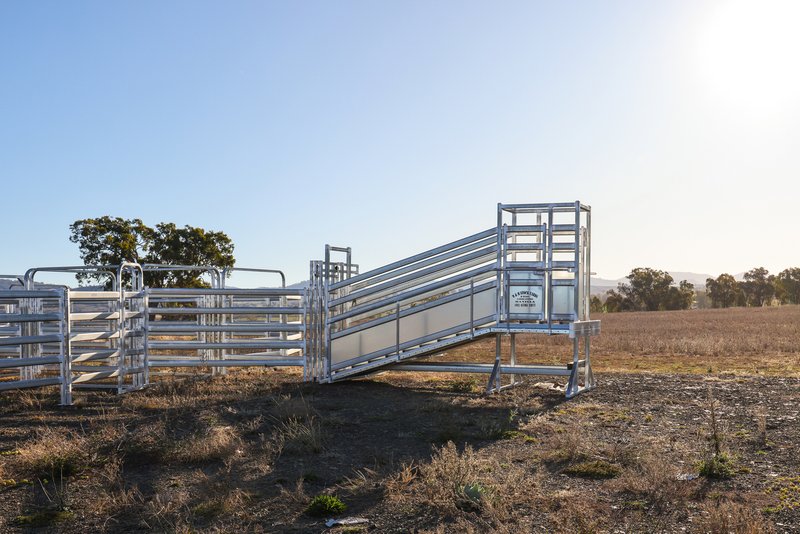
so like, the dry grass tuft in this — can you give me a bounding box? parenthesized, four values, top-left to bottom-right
(190, 471, 251, 522)
(273, 417, 325, 456)
(17, 428, 93, 477)
(694, 499, 774, 534)
(611, 452, 690, 512)
(173, 425, 240, 464)
(394, 441, 532, 527)
(271, 393, 316, 422)
(547, 493, 607, 534)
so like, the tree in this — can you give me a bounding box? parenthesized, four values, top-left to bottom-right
(69, 217, 235, 288)
(603, 289, 630, 313)
(145, 223, 235, 288)
(69, 217, 154, 286)
(777, 268, 800, 304)
(590, 295, 604, 314)
(741, 267, 775, 307)
(705, 274, 740, 308)
(664, 280, 695, 310)
(618, 268, 674, 311)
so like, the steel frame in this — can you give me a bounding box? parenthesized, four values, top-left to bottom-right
(0, 201, 599, 404)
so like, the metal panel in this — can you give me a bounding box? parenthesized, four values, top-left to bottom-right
(331, 287, 495, 366)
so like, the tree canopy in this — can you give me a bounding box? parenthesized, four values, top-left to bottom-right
(69, 216, 235, 288)
(705, 273, 742, 308)
(602, 267, 694, 312)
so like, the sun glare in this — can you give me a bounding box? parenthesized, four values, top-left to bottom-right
(696, 0, 800, 118)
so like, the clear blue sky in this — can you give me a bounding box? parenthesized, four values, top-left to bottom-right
(2, 1, 798, 285)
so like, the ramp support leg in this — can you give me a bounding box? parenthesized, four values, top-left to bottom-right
(565, 335, 596, 398)
(566, 337, 580, 398)
(486, 334, 502, 394)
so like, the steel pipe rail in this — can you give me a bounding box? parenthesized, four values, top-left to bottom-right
(149, 306, 302, 315)
(149, 324, 304, 333)
(330, 227, 496, 291)
(151, 339, 301, 351)
(221, 267, 287, 288)
(148, 288, 303, 297)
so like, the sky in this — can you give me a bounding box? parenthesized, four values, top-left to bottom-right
(1, 0, 798, 286)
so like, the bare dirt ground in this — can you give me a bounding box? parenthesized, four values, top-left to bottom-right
(1, 306, 799, 533)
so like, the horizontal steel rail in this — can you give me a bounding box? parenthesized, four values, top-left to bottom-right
(0, 356, 61, 369)
(0, 290, 62, 299)
(331, 280, 497, 341)
(149, 306, 302, 315)
(149, 324, 303, 333)
(330, 227, 496, 291)
(148, 288, 303, 297)
(328, 264, 497, 326)
(148, 340, 303, 350)
(0, 378, 62, 391)
(329, 245, 496, 307)
(0, 334, 61, 346)
(150, 358, 303, 368)
(0, 313, 61, 323)
(345, 236, 497, 292)
(389, 362, 573, 376)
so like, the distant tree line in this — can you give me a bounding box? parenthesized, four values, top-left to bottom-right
(591, 266, 800, 313)
(705, 267, 800, 308)
(592, 268, 695, 313)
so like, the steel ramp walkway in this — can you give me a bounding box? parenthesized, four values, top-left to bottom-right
(308, 202, 599, 397)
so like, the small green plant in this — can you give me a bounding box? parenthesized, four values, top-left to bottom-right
(305, 494, 347, 517)
(563, 460, 622, 479)
(13, 510, 74, 527)
(699, 387, 736, 479)
(698, 452, 736, 479)
(449, 378, 478, 393)
(458, 482, 489, 510)
(764, 476, 800, 511)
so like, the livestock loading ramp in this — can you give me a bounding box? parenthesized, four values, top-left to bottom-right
(0, 201, 599, 404)
(308, 202, 599, 397)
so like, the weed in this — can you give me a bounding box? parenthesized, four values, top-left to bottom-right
(271, 393, 316, 422)
(695, 499, 774, 534)
(698, 387, 736, 479)
(563, 460, 621, 479)
(433, 424, 463, 444)
(698, 451, 736, 479)
(753, 406, 768, 450)
(274, 416, 324, 455)
(13, 510, 74, 527)
(305, 494, 347, 517)
(612, 452, 689, 513)
(18, 428, 92, 477)
(764, 476, 800, 512)
(449, 378, 479, 394)
(173, 425, 240, 464)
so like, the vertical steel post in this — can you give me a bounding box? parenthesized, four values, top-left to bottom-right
(323, 246, 331, 381)
(495, 204, 503, 327)
(510, 332, 516, 386)
(395, 300, 400, 357)
(60, 288, 72, 406)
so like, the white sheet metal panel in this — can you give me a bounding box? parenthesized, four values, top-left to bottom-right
(552, 286, 574, 316)
(331, 287, 496, 366)
(508, 271, 544, 315)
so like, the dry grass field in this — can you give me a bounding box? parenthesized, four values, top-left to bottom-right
(0, 306, 798, 533)
(450, 305, 800, 376)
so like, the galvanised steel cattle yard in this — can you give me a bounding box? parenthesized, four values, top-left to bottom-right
(0, 202, 599, 406)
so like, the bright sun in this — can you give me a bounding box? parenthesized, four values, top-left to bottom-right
(696, 0, 800, 118)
